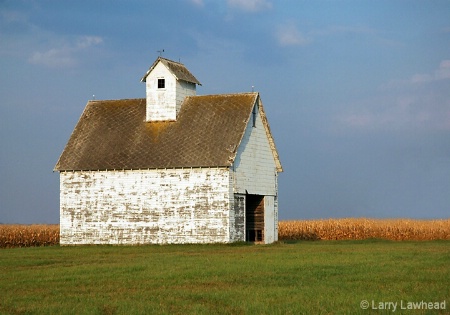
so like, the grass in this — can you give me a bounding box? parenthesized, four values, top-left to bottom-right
(0, 240, 449, 314)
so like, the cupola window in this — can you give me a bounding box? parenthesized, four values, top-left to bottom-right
(158, 78, 165, 89)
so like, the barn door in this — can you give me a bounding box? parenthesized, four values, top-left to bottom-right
(245, 194, 264, 242)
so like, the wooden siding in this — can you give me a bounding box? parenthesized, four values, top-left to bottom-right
(232, 103, 277, 196)
(232, 194, 246, 242)
(176, 80, 196, 116)
(274, 195, 279, 242)
(60, 168, 231, 245)
(264, 195, 275, 243)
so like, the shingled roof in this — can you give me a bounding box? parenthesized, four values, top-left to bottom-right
(140, 57, 201, 85)
(54, 93, 282, 171)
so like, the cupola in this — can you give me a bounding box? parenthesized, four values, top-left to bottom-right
(140, 57, 201, 122)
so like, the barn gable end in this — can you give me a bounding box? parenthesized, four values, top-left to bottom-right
(231, 95, 281, 243)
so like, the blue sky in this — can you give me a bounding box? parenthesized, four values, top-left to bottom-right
(1, 0, 449, 223)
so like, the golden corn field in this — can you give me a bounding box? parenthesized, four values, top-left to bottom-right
(278, 218, 450, 241)
(1, 219, 450, 248)
(0, 224, 59, 248)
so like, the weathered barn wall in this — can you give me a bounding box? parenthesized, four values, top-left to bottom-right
(145, 62, 196, 121)
(176, 80, 196, 115)
(232, 103, 278, 196)
(232, 102, 279, 244)
(60, 167, 231, 245)
(263, 195, 275, 243)
(273, 195, 279, 242)
(231, 194, 246, 242)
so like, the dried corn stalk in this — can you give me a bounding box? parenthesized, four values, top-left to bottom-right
(278, 219, 450, 241)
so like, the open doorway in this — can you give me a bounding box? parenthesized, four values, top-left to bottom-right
(245, 194, 264, 242)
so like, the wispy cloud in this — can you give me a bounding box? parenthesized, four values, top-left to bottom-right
(189, 29, 245, 56)
(411, 60, 450, 84)
(314, 24, 395, 48)
(336, 60, 450, 131)
(382, 59, 450, 89)
(0, 8, 103, 69)
(28, 36, 103, 68)
(275, 22, 310, 47)
(275, 24, 377, 48)
(0, 9, 28, 24)
(337, 96, 449, 130)
(188, 0, 204, 7)
(227, 0, 272, 12)
(312, 25, 377, 37)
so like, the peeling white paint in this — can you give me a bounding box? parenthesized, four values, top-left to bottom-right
(264, 195, 275, 244)
(231, 194, 246, 242)
(60, 168, 231, 245)
(233, 103, 278, 196)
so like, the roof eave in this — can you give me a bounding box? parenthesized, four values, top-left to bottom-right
(258, 97, 283, 172)
(226, 92, 258, 166)
(140, 57, 161, 82)
(53, 100, 94, 172)
(54, 165, 232, 172)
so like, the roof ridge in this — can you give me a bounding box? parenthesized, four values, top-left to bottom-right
(191, 92, 258, 98)
(141, 57, 201, 85)
(89, 94, 257, 102)
(158, 56, 184, 66)
(88, 98, 145, 103)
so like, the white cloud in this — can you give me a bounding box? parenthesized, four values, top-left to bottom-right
(338, 96, 450, 132)
(275, 22, 310, 47)
(336, 60, 450, 132)
(0, 8, 103, 69)
(227, 0, 272, 12)
(380, 59, 450, 88)
(410, 60, 450, 84)
(312, 25, 376, 37)
(76, 36, 103, 49)
(28, 48, 76, 68)
(189, 29, 245, 57)
(28, 35, 103, 68)
(188, 0, 204, 7)
(0, 9, 28, 24)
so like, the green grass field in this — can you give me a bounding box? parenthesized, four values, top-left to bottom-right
(1, 240, 449, 314)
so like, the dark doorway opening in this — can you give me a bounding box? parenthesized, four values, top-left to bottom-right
(246, 194, 264, 242)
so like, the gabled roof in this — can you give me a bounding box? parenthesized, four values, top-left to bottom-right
(140, 57, 201, 85)
(54, 93, 282, 172)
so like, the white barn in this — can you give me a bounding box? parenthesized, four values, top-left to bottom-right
(54, 57, 283, 245)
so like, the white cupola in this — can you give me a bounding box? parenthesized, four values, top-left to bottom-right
(140, 57, 201, 122)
